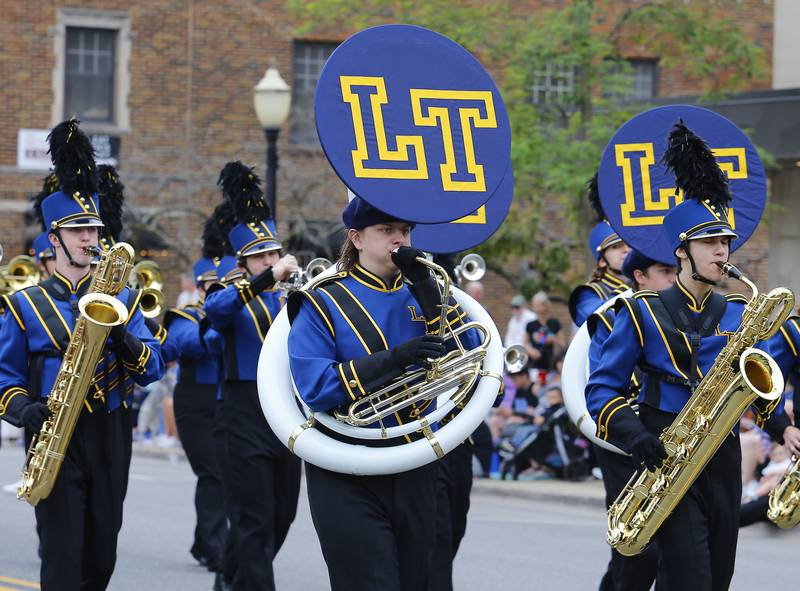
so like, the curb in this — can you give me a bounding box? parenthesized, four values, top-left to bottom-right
(133, 444, 187, 462)
(471, 479, 606, 509)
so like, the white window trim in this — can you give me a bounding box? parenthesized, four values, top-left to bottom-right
(51, 8, 131, 133)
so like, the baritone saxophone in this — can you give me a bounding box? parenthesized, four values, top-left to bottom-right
(767, 456, 800, 529)
(606, 263, 794, 556)
(18, 243, 135, 506)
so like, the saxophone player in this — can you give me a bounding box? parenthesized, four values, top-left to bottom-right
(0, 119, 164, 590)
(203, 162, 301, 591)
(568, 174, 630, 327)
(587, 248, 675, 591)
(586, 122, 783, 590)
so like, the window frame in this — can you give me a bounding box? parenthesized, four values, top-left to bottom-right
(51, 8, 131, 133)
(290, 40, 339, 146)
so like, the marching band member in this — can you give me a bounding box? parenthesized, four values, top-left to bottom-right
(33, 232, 56, 280)
(569, 174, 630, 327)
(287, 196, 479, 591)
(0, 119, 164, 590)
(587, 248, 676, 591)
(586, 122, 782, 590)
(204, 162, 300, 591)
(163, 255, 228, 573)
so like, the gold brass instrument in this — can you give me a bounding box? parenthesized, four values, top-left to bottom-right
(18, 242, 135, 506)
(0, 255, 41, 295)
(332, 255, 521, 430)
(606, 263, 794, 556)
(767, 456, 800, 529)
(275, 257, 333, 293)
(130, 260, 164, 318)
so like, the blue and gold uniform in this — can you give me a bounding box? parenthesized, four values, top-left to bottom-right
(204, 162, 300, 591)
(287, 196, 476, 591)
(768, 316, 800, 426)
(163, 256, 227, 573)
(568, 215, 629, 327)
(0, 119, 164, 591)
(586, 121, 780, 591)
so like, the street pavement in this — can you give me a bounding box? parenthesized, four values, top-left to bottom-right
(0, 443, 797, 590)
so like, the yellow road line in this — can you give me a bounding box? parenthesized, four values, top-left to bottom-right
(0, 575, 39, 589)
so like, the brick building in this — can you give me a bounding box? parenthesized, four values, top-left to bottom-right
(0, 0, 784, 333)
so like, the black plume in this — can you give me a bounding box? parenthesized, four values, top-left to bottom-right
(97, 164, 125, 242)
(661, 120, 731, 209)
(217, 161, 270, 224)
(31, 172, 59, 231)
(586, 172, 604, 223)
(47, 118, 97, 199)
(203, 201, 234, 259)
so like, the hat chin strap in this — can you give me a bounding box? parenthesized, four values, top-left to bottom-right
(53, 228, 91, 269)
(600, 253, 623, 276)
(683, 241, 727, 286)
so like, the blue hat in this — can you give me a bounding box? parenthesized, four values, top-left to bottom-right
(193, 257, 218, 285)
(662, 199, 737, 254)
(621, 249, 663, 281)
(217, 255, 243, 283)
(588, 221, 622, 261)
(33, 232, 54, 262)
(228, 219, 281, 258)
(41, 190, 103, 231)
(342, 196, 413, 230)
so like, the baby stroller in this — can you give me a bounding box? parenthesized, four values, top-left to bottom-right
(497, 406, 590, 481)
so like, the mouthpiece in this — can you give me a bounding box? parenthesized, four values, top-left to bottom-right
(717, 262, 742, 280)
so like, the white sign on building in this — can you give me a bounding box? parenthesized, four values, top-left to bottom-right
(17, 129, 51, 170)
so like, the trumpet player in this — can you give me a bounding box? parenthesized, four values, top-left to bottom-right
(0, 119, 164, 591)
(586, 122, 784, 590)
(33, 232, 56, 279)
(286, 196, 480, 591)
(203, 162, 301, 591)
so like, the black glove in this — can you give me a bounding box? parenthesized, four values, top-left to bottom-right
(21, 402, 52, 433)
(391, 246, 429, 283)
(390, 335, 446, 370)
(629, 431, 668, 472)
(248, 268, 276, 295)
(109, 324, 146, 366)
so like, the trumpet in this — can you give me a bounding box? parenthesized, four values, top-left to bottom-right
(0, 255, 41, 295)
(455, 253, 485, 283)
(129, 260, 164, 318)
(275, 258, 333, 293)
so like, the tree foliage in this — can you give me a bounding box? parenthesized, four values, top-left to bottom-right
(289, 0, 768, 296)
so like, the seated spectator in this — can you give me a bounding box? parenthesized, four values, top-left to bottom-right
(489, 370, 540, 441)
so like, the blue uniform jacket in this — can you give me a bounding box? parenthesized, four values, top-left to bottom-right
(200, 319, 225, 400)
(585, 280, 779, 449)
(164, 304, 220, 386)
(0, 271, 164, 426)
(287, 264, 479, 430)
(568, 271, 628, 327)
(766, 316, 800, 428)
(204, 280, 283, 381)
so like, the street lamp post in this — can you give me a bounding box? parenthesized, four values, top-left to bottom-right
(253, 63, 291, 220)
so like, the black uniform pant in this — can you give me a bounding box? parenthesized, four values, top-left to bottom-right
(594, 445, 659, 591)
(174, 381, 228, 567)
(214, 398, 239, 582)
(739, 495, 769, 527)
(306, 461, 439, 591)
(641, 406, 741, 591)
(35, 406, 132, 591)
(224, 380, 301, 591)
(428, 442, 473, 591)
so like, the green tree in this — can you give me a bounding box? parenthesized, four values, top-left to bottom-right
(290, 0, 768, 296)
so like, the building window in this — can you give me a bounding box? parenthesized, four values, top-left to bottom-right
(291, 41, 338, 145)
(65, 27, 116, 123)
(52, 9, 131, 132)
(531, 60, 576, 105)
(624, 59, 657, 100)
